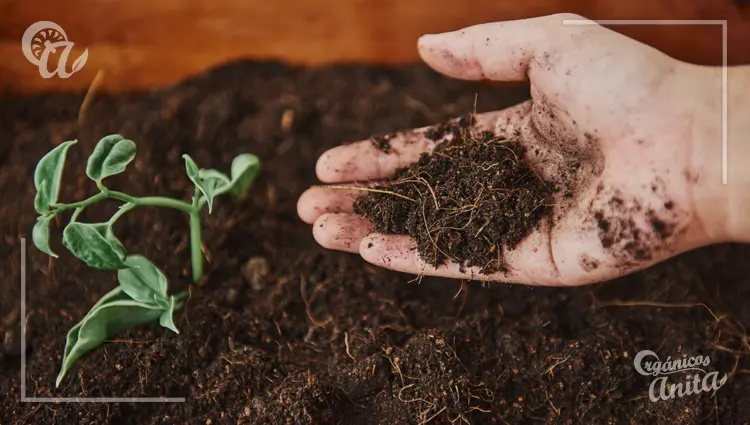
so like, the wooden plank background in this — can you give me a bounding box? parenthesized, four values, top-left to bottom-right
(1, 0, 749, 94)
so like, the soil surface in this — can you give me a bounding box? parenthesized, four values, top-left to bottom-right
(1, 62, 750, 424)
(355, 124, 552, 274)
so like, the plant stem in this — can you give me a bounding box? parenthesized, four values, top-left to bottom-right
(109, 191, 195, 214)
(52, 191, 196, 214)
(188, 212, 203, 284)
(188, 186, 204, 284)
(70, 207, 84, 222)
(52, 186, 205, 283)
(51, 192, 107, 212)
(108, 203, 135, 224)
(174, 289, 191, 303)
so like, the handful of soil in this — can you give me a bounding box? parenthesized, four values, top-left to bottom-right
(354, 116, 554, 274)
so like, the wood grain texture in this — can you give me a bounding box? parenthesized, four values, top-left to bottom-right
(1, 0, 749, 93)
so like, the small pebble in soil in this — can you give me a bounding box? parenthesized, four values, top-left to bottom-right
(3, 329, 20, 357)
(1, 309, 20, 357)
(241, 256, 270, 291)
(225, 287, 239, 305)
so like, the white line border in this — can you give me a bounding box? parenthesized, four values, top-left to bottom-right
(20, 238, 186, 403)
(562, 19, 728, 185)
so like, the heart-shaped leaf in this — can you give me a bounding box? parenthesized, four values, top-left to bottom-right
(63, 222, 127, 269)
(33, 215, 58, 258)
(34, 140, 76, 213)
(56, 287, 164, 387)
(159, 295, 181, 334)
(86, 135, 136, 183)
(117, 255, 168, 305)
(182, 155, 231, 213)
(227, 154, 260, 197)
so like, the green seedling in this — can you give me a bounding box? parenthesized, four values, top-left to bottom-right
(32, 135, 260, 387)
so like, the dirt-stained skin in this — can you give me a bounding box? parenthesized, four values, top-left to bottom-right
(300, 13, 726, 286)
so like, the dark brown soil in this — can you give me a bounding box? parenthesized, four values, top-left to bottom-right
(1, 62, 750, 425)
(354, 125, 553, 274)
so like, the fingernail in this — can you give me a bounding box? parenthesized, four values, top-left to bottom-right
(418, 30, 484, 80)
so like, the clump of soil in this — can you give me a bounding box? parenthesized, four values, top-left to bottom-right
(354, 118, 553, 273)
(385, 332, 494, 423)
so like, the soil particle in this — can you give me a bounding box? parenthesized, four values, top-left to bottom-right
(354, 121, 553, 274)
(648, 211, 673, 239)
(579, 254, 600, 272)
(371, 134, 394, 153)
(423, 114, 477, 142)
(242, 256, 270, 291)
(592, 181, 682, 267)
(1, 309, 20, 357)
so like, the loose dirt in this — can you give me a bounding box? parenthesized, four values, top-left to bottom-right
(1, 62, 749, 424)
(355, 122, 553, 274)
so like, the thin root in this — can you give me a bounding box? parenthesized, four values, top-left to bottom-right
(322, 185, 417, 203)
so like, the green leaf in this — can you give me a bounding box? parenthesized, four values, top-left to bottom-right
(32, 215, 58, 258)
(34, 140, 76, 213)
(86, 135, 136, 183)
(227, 154, 260, 197)
(62, 222, 127, 269)
(183, 153, 200, 181)
(159, 295, 180, 334)
(183, 153, 260, 212)
(182, 155, 231, 213)
(34, 180, 50, 216)
(198, 169, 231, 212)
(199, 169, 231, 185)
(117, 255, 168, 305)
(56, 288, 163, 387)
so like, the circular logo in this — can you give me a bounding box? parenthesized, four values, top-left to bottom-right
(21, 21, 87, 79)
(22, 21, 69, 66)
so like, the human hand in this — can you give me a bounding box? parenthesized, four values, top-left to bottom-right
(298, 13, 735, 286)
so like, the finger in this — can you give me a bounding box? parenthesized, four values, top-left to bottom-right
(358, 225, 568, 286)
(417, 13, 588, 81)
(316, 104, 531, 183)
(316, 129, 435, 183)
(312, 213, 373, 253)
(298, 186, 360, 224)
(298, 182, 386, 224)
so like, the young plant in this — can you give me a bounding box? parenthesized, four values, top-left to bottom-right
(32, 135, 260, 387)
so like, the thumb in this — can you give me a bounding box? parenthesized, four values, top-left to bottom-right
(417, 13, 592, 81)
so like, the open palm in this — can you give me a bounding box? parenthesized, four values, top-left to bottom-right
(298, 14, 724, 286)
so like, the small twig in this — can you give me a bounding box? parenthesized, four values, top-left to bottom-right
(419, 406, 447, 425)
(474, 219, 491, 238)
(544, 355, 570, 377)
(321, 185, 417, 203)
(344, 332, 356, 361)
(597, 300, 719, 322)
(453, 280, 464, 299)
(480, 163, 499, 171)
(421, 202, 452, 261)
(300, 275, 332, 327)
(78, 69, 105, 128)
(417, 176, 440, 210)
